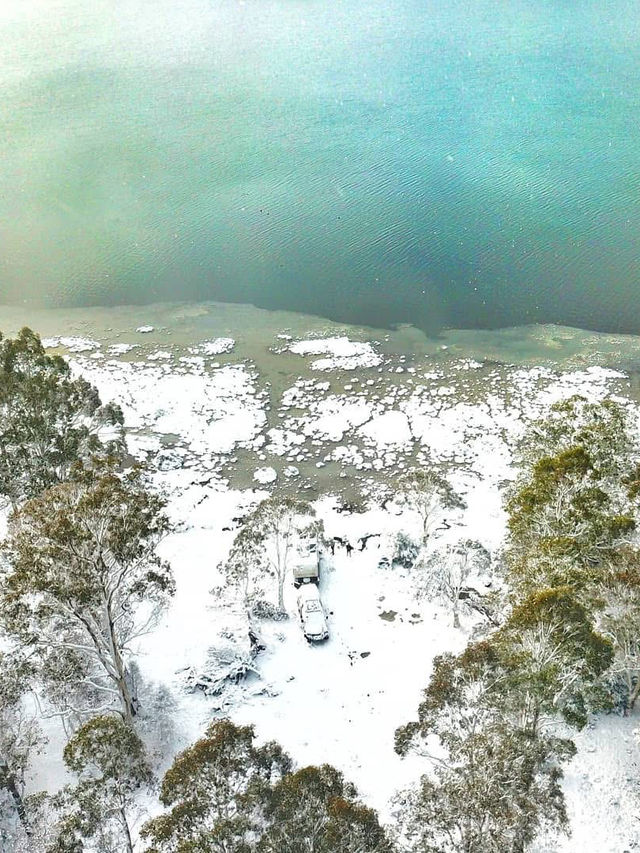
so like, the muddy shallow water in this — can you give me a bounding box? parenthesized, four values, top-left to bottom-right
(1, 300, 637, 505)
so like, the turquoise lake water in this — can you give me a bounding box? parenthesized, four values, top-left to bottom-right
(1, 0, 639, 333)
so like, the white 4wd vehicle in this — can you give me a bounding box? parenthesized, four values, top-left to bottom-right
(297, 584, 329, 642)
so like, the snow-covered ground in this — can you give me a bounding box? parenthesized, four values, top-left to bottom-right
(20, 327, 640, 849)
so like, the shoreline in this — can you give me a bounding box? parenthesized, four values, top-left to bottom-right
(3, 298, 640, 372)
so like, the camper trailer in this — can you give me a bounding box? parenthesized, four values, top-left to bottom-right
(293, 536, 321, 587)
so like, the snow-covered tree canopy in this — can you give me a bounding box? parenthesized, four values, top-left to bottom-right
(142, 720, 393, 853)
(395, 639, 578, 853)
(397, 720, 575, 853)
(141, 719, 292, 853)
(48, 715, 153, 853)
(0, 463, 174, 724)
(0, 651, 43, 846)
(221, 496, 318, 611)
(257, 764, 394, 853)
(397, 468, 465, 545)
(414, 539, 491, 627)
(506, 396, 639, 592)
(0, 328, 124, 507)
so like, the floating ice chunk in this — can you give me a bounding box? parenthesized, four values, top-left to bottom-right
(288, 336, 382, 371)
(253, 466, 277, 484)
(42, 336, 100, 353)
(359, 410, 412, 448)
(190, 338, 235, 356)
(108, 343, 139, 355)
(302, 396, 374, 442)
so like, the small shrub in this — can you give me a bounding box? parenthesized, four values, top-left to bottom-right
(393, 532, 420, 569)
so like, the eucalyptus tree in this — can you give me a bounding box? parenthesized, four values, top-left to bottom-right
(598, 549, 640, 712)
(395, 641, 577, 853)
(222, 497, 317, 612)
(256, 764, 394, 853)
(395, 585, 612, 853)
(141, 720, 291, 853)
(519, 395, 633, 479)
(142, 721, 393, 853)
(397, 469, 464, 545)
(49, 715, 153, 853)
(416, 539, 490, 628)
(0, 650, 43, 844)
(397, 722, 574, 853)
(0, 327, 124, 507)
(506, 397, 638, 597)
(1, 464, 174, 723)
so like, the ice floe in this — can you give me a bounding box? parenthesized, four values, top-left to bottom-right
(289, 336, 382, 370)
(42, 336, 100, 353)
(253, 466, 278, 484)
(197, 337, 235, 356)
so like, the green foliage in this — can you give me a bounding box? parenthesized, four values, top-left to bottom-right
(141, 719, 291, 852)
(506, 398, 638, 600)
(399, 724, 574, 853)
(397, 396, 640, 853)
(395, 637, 578, 852)
(63, 715, 151, 782)
(520, 396, 632, 478)
(0, 463, 173, 721)
(497, 587, 614, 728)
(508, 451, 634, 574)
(221, 497, 317, 611)
(256, 764, 393, 853)
(142, 721, 392, 853)
(49, 715, 152, 853)
(395, 580, 613, 850)
(0, 327, 124, 506)
(395, 642, 504, 758)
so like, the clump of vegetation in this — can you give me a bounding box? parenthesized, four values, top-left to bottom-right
(221, 496, 318, 611)
(1, 463, 174, 724)
(397, 469, 465, 545)
(0, 328, 124, 507)
(396, 396, 640, 852)
(48, 715, 153, 853)
(414, 539, 490, 628)
(142, 719, 393, 853)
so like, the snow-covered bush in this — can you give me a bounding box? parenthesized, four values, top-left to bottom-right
(184, 631, 263, 698)
(393, 532, 419, 569)
(130, 664, 178, 768)
(412, 540, 491, 627)
(250, 599, 289, 621)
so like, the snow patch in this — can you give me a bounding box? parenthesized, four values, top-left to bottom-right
(195, 338, 235, 356)
(358, 410, 412, 449)
(253, 466, 278, 484)
(289, 337, 382, 371)
(42, 336, 100, 353)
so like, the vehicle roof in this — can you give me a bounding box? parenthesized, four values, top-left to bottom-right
(302, 609, 327, 633)
(298, 584, 321, 602)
